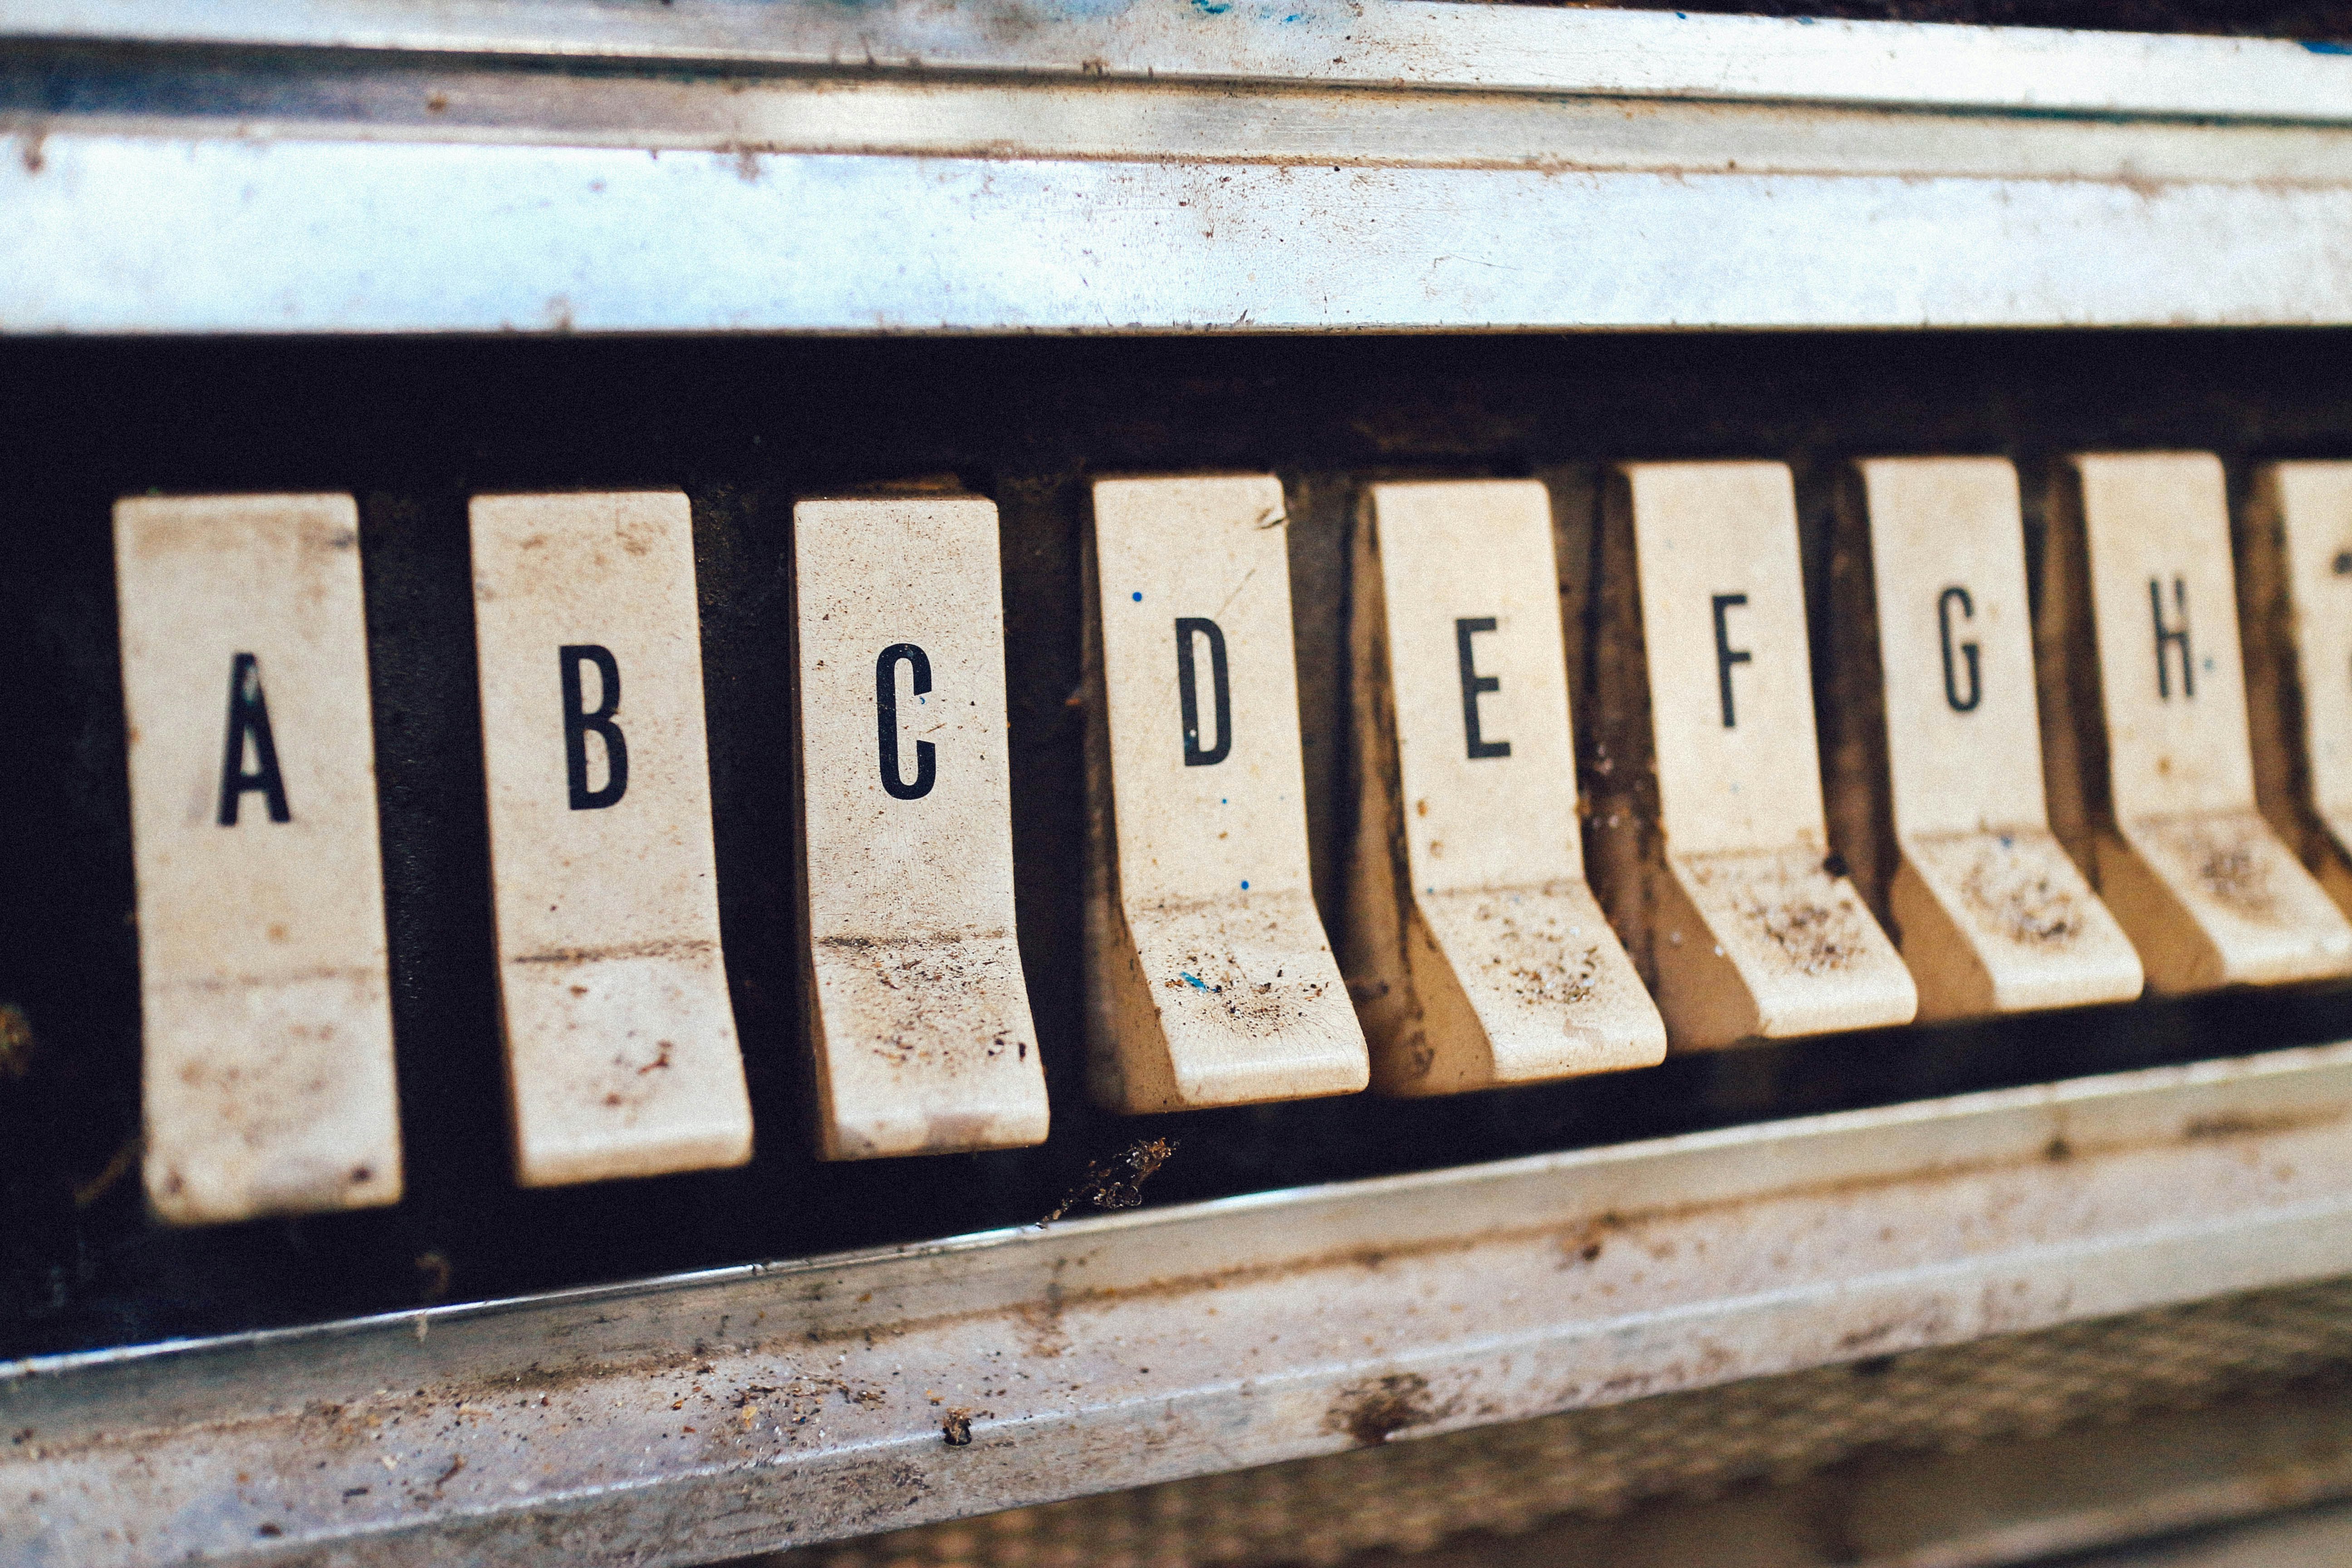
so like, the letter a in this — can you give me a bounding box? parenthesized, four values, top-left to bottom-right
(217, 651, 292, 825)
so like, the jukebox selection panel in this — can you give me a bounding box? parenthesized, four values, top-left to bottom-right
(107, 455, 2352, 1224)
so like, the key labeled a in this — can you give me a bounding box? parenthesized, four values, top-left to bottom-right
(1826, 459, 2142, 1019)
(1084, 474, 1368, 1112)
(471, 491, 753, 1186)
(1345, 480, 1663, 1094)
(792, 494, 1049, 1158)
(1588, 461, 1916, 1049)
(2042, 454, 2352, 990)
(115, 494, 402, 1224)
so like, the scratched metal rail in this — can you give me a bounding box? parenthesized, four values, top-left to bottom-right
(10, 1041, 2352, 1564)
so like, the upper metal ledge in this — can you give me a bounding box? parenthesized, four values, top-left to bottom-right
(10, 0, 2352, 123)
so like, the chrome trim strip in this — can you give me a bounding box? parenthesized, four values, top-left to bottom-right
(6, 0, 2352, 123)
(9, 130, 2352, 334)
(10, 1042, 2352, 1565)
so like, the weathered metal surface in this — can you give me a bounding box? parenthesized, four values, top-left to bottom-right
(21, 55, 2352, 183)
(18, 130, 2352, 334)
(9, 0, 2352, 121)
(10, 2, 2352, 333)
(10, 1040, 2352, 1566)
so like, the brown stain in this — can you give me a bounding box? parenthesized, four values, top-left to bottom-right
(1324, 1372, 1443, 1446)
(2183, 1110, 2334, 1141)
(0, 1002, 35, 1080)
(512, 938, 718, 965)
(1684, 852, 1870, 975)
(1040, 1138, 1178, 1225)
(1746, 896, 1865, 975)
(1466, 897, 1603, 1008)
(2190, 830, 2276, 916)
(2140, 817, 2283, 921)
(1953, 842, 2084, 948)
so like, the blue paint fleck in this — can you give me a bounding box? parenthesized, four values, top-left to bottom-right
(1181, 971, 1222, 993)
(1240, 880, 1250, 890)
(2305, 38, 2352, 53)
(1132, 591, 1143, 602)
(1193, 0, 1231, 14)
(1220, 797, 1228, 804)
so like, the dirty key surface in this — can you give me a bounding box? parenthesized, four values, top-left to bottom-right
(1846, 457, 2142, 1020)
(1603, 461, 1917, 1049)
(2048, 453, 2352, 992)
(793, 494, 1049, 1159)
(470, 491, 753, 1186)
(114, 493, 404, 1224)
(1347, 479, 1663, 1094)
(2251, 461, 2352, 912)
(1084, 474, 1369, 1113)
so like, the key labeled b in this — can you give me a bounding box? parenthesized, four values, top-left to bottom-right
(470, 491, 752, 1186)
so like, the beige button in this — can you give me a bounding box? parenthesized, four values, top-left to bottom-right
(2043, 453, 2352, 991)
(1594, 461, 1916, 1049)
(1345, 480, 1663, 1094)
(2248, 461, 2352, 912)
(1839, 458, 2142, 1019)
(792, 495, 1049, 1159)
(470, 492, 753, 1186)
(1084, 474, 1368, 1112)
(114, 494, 402, 1224)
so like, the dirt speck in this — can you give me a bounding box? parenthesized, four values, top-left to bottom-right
(1040, 1138, 1178, 1225)
(1749, 897, 1863, 974)
(1963, 852, 2082, 945)
(941, 1409, 974, 1446)
(0, 1002, 34, 1080)
(1324, 1373, 1441, 1446)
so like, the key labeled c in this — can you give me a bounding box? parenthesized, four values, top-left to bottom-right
(876, 643, 937, 801)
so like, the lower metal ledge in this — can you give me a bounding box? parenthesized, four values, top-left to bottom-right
(11, 1040, 2352, 1567)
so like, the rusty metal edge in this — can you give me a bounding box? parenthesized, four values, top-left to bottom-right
(5, 0, 2352, 124)
(16, 130, 2352, 335)
(9, 1035, 2347, 1391)
(10, 1041, 2352, 1566)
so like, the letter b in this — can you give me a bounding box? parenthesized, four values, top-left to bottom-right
(559, 644, 629, 810)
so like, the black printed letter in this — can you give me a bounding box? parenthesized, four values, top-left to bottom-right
(559, 644, 629, 810)
(1176, 617, 1232, 767)
(1711, 593, 1752, 729)
(2150, 577, 2193, 700)
(217, 652, 291, 825)
(1938, 586, 1982, 713)
(1455, 617, 1510, 760)
(876, 643, 937, 801)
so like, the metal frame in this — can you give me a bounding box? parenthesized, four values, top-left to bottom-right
(12, 9, 2352, 1563)
(11, 1041, 2352, 1564)
(8, 0, 2352, 333)
(10, 0, 2352, 118)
